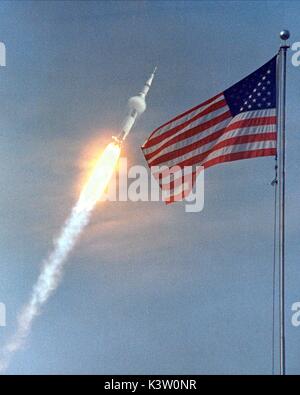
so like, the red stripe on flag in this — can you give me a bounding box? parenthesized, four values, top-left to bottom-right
(149, 132, 277, 167)
(143, 99, 228, 149)
(202, 148, 277, 169)
(226, 115, 276, 132)
(143, 111, 232, 160)
(145, 114, 276, 162)
(164, 149, 276, 205)
(159, 168, 203, 191)
(143, 93, 223, 145)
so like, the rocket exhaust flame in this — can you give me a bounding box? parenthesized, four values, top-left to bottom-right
(77, 142, 121, 211)
(0, 142, 121, 372)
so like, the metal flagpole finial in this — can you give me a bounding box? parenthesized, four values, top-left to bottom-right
(280, 30, 290, 42)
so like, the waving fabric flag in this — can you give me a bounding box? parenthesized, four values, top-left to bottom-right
(142, 56, 277, 203)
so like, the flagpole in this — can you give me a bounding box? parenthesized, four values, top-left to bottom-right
(278, 29, 290, 376)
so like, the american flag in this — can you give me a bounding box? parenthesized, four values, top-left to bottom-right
(142, 56, 277, 203)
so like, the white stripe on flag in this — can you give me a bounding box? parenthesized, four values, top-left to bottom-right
(201, 139, 276, 165)
(143, 102, 230, 155)
(147, 94, 225, 141)
(151, 124, 275, 168)
(145, 116, 231, 160)
(148, 122, 276, 166)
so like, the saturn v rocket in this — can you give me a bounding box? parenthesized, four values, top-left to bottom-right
(113, 67, 157, 144)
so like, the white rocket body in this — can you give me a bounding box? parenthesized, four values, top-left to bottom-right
(114, 68, 156, 144)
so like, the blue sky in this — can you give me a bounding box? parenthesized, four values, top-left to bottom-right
(0, 0, 300, 374)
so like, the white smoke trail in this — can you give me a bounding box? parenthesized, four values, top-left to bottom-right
(0, 141, 120, 372)
(0, 203, 92, 372)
